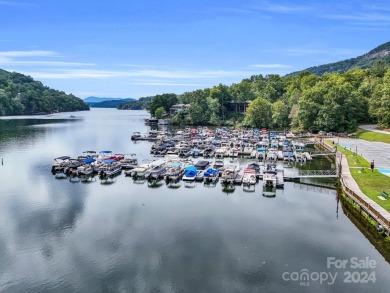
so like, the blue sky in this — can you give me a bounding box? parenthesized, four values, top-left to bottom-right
(0, 0, 389, 99)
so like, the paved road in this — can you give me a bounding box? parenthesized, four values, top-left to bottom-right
(331, 137, 390, 169)
(359, 124, 390, 135)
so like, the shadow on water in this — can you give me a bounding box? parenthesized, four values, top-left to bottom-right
(0, 118, 80, 152)
(338, 189, 390, 263)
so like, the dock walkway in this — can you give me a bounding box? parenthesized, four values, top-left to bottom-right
(338, 152, 390, 234)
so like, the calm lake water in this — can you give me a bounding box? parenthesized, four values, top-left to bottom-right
(0, 108, 389, 292)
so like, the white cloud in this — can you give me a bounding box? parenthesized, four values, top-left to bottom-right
(323, 13, 390, 23)
(0, 58, 95, 67)
(21, 68, 257, 80)
(0, 50, 57, 57)
(255, 2, 311, 14)
(217, 1, 312, 16)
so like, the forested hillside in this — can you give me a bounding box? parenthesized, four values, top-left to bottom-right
(290, 41, 390, 76)
(117, 96, 153, 110)
(0, 69, 89, 116)
(142, 63, 390, 132)
(87, 99, 134, 108)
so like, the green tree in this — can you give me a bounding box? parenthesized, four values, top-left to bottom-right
(243, 97, 272, 128)
(187, 90, 210, 124)
(154, 106, 165, 119)
(148, 93, 178, 117)
(272, 100, 290, 129)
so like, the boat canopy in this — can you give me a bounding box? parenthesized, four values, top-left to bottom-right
(204, 167, 219, 177)
(184, 166, 198, 177)
(257, 147, 266, 152)
(100, 150, 112, 154)
(54, 156, 70, 160)
(195, 160, 209, 168)
(185, 166, 197, 172)
(169, 162, 181, 167)
(83, 158, 96, 163)
(103, 159, 116, 164)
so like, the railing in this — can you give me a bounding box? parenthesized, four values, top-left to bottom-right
(338, 160, 390, 234)
(297, 169, 338, 178)
(311, 152, 337, 157)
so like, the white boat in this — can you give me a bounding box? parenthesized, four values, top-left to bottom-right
(182, 166, 200, 181)
(213, 160, 225, 172)
(164, 160, 185, 181)
(76, 157, 96, 176)
(242, 169, 257, 185)
(263, 165, 277, 187)
(220, 164, 239, 184)
(51, 156, 71, 173)
(99, 159, 122, 177)
(126, 160, 152, 178)
(266, 148, 278, 161)
(145, 159, 167, 180)
(120, 153, 138, 169)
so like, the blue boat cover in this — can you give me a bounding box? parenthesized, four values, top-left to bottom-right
(103, 159, 116, 164)
(184, 165, 198, 177)
(100, 150, 112, 153)
(204, 167, 219, 177)
(257, 147, 266, 151)
(185, 166, 197, 171)
(83, 158, 96, 163)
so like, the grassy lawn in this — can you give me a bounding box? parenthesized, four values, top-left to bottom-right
(356, 128, 390, 144)
(330, 142, 390, 213)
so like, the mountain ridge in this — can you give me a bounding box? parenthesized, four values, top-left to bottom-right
(83, 96, 134, 103)
(288, 41, 390, 76)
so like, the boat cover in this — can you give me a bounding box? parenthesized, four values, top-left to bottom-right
(83, 158, 96, 163)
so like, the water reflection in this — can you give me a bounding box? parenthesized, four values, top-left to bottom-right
(1, 109, 390, 292)
(147, 179, 165, 189)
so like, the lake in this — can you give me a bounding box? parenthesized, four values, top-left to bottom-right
(0, 108, 389, 292)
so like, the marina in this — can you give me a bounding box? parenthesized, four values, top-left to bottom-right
(51, 125, 338, 191)
(2, 109, 390, 292)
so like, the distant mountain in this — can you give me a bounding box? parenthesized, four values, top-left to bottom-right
(83, 96, 134, 103)
(83, 96, 135, 108)
(89, 99, 135, 108)
(117, 96, 152, 110)
(289, 41, 390, 76)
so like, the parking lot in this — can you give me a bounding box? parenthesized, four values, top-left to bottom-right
(332, 137, 390, 170)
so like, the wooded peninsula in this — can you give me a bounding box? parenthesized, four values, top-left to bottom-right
(0, 69, 89, 115)
(119, 62, 390, 133)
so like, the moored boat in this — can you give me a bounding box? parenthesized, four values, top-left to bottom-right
(182, 166, 200, 181)
(220, 164, 239, 184)
(263, 164, 277, 187)
(203, 167, 220, 182)
(242, 169, 257, 185)
(99, 159, 122, 178)
(145, 159, 167, 180)
(51, 156, 71, 173)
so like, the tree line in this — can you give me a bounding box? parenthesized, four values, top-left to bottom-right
(0, 69, 89, 116)
(126, 62, 390, 133)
